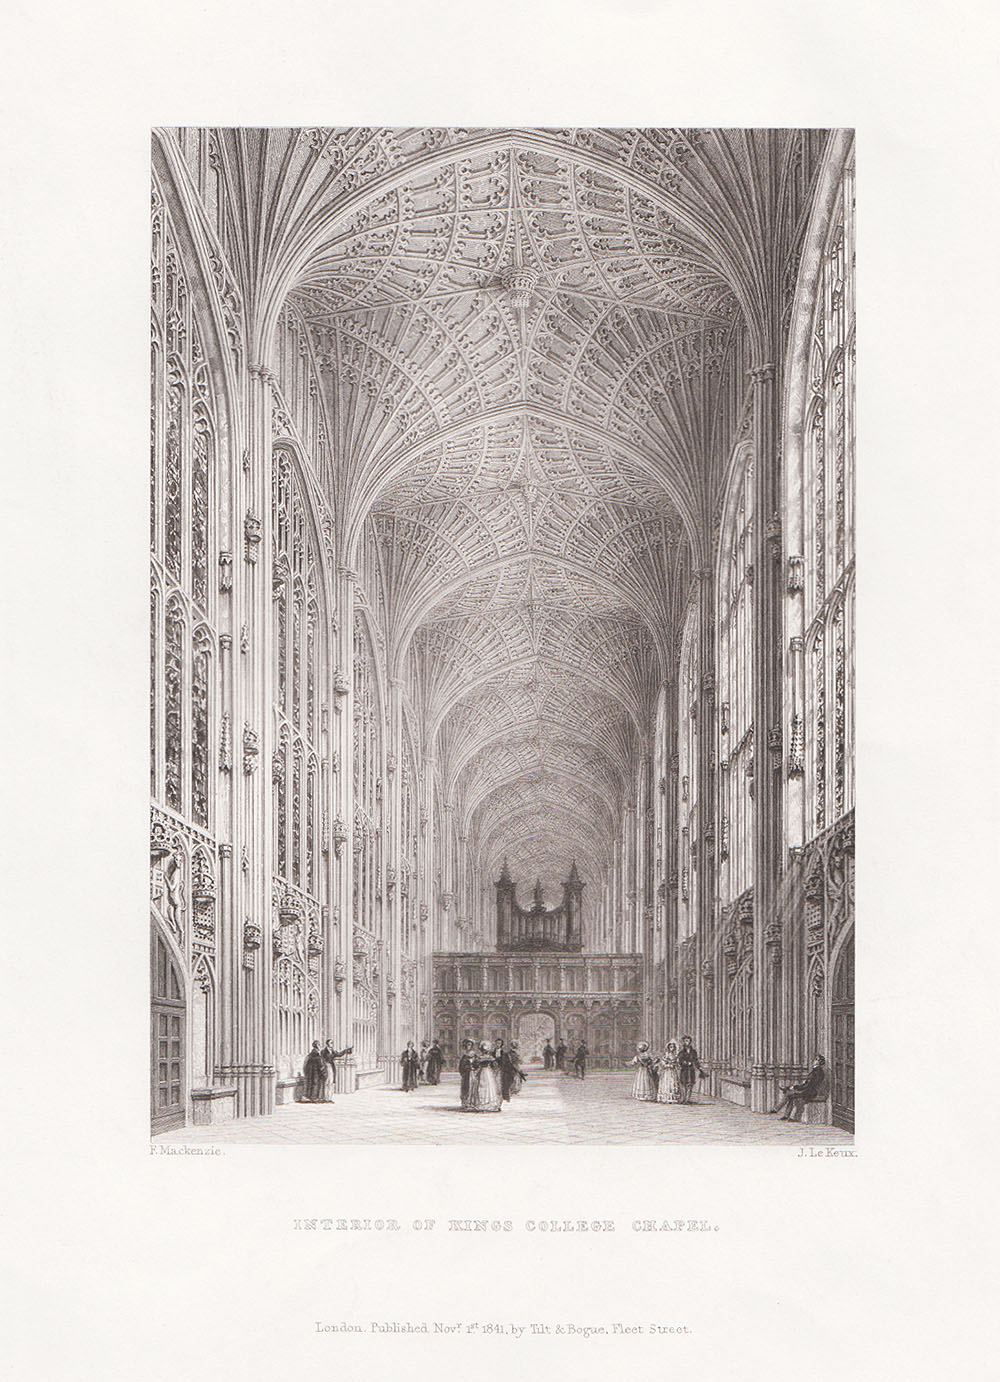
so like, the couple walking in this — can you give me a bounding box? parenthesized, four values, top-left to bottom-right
(459, 1039, 525, 1112)
(629, 1036, 705, 1104)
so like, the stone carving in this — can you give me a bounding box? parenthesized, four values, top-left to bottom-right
(219, 714, 232, 772)
(243, 920, 262, 969)
(242, 725, 259, 774)
(150, 821, 184, 940)
(244, 512, 263, 563)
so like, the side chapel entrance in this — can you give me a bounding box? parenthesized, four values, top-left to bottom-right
(517, 1011, 556, 1063)
(151, 925, 186, 1134)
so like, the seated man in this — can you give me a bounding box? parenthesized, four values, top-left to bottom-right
(772, 1054, 828, 1120)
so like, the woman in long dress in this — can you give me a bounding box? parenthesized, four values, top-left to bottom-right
(470, 1042, 503, 1112)
(629, 1043, 658, 1101)
(656, 1041, 680, 1104)
(400, 1041, 421, 1092)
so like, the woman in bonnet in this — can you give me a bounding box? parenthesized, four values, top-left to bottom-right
(629, 1042, 658, 1101)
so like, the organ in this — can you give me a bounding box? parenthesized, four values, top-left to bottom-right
(495, 860, 584, 951)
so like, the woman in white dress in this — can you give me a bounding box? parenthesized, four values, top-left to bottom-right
(656, 1041, 680, 1103)
(470, 1042, 503, 1113)
(629, 1042, 658, 1101)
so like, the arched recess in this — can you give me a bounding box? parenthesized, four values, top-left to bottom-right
(151, 135, 243, 428)
(483, 1010, 510, 1043)
(150, 915, 187, 1135)
(190, 953, 216, 1091)
(516, 1011, 556, 1062)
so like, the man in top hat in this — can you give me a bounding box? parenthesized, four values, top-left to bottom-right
(677, 1035, 705, 1103)
(772, 1055, 828, 1120)
(458, 1039, 476, 1110)
(499, 1041, 523, 1101)
(303, 1041, 328, 1103)
(321, 1038, 352, 1100)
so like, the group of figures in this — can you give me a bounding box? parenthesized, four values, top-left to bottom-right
(541, 1040, 590, 1077)
(628, 1036, 705, 1105)
(298, 1040, 353, 1103)
(458, 1039, 527, 1113)
(399, 1040, 444, 1091)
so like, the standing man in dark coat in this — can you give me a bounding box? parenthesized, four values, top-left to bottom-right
(573, 1042, 588, 1079)
(499, 1043, 519, 1101)
(321, 1039, 352, 1100)
(543, 1040, 554, 1070)
(400, 1042, 421, 1092)
(458, 1039, 475, 1110)
(303, 1041, 327, 1103)
(425, 1040, 444, 1085)
(555, 1040, 567, 1072)
(677, 1035, 705, 1103)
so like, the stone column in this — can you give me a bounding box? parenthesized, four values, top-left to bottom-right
(693, 569, 718, 1068)
(386, 675, 404, 1054)
(749, 358, 785, 1113)
(440, 798, 456, 950)
(217, 364, 277, 1116)
(330, 566, 356, 1092)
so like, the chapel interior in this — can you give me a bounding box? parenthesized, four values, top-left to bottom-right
(150, 127, 855, 1137)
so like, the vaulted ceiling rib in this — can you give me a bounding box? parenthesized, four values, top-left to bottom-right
(245, 125, 827, 906)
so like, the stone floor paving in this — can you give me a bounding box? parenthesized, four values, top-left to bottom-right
(155, 1071, 854, 1145)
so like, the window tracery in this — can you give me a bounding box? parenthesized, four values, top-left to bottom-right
(795, 153, 855, 840)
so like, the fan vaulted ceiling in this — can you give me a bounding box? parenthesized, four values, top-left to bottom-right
(238, 126, 823, 902)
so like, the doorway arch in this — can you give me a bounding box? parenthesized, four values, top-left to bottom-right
(151, 919, 186, 1134)
(517, 1011, 556, 1063)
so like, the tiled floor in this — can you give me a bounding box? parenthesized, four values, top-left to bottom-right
(155, 1071, 854, 1145)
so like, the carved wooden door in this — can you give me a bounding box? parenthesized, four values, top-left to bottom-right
(517, 1011, 555, 1062)
(831, 932, 854, 1132)
(151, 930, 186, 1134)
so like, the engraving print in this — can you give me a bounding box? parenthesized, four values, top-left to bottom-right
(150, 127, 855, 1145)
